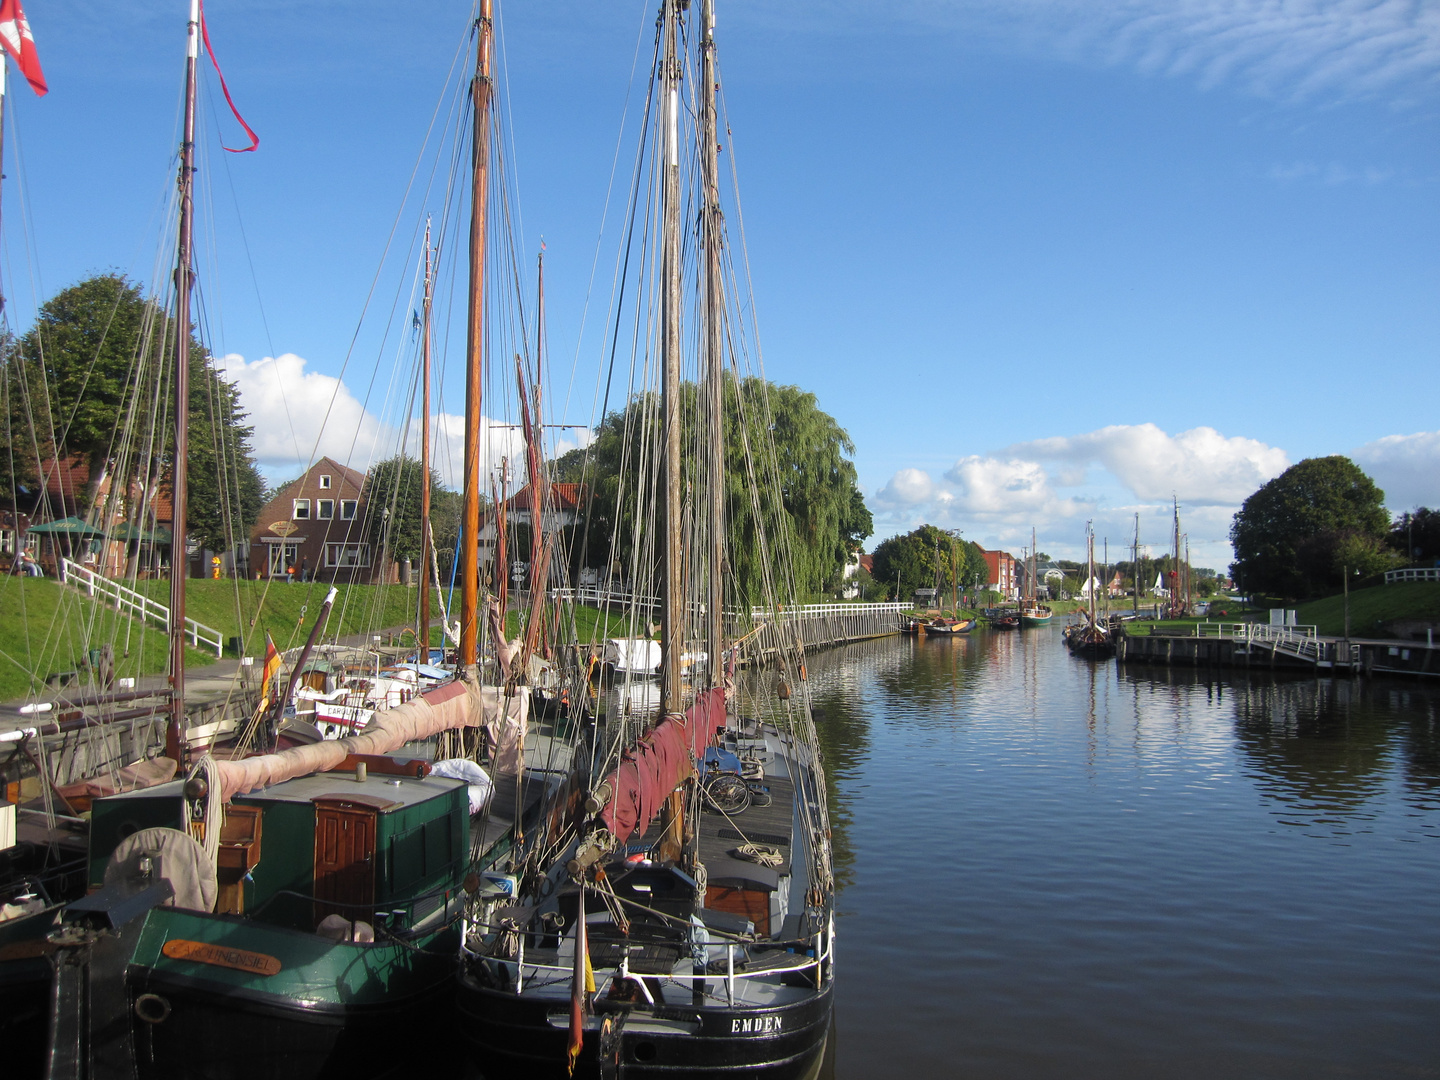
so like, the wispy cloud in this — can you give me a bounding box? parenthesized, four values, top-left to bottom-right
(1267, 160, 1398, 184)
(811, 0, 1440, 102)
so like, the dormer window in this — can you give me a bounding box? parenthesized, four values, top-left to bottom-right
(293, 499, 311, 520)
(319, 475, 332, 490)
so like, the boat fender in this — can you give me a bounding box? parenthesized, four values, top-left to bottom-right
(134, 993, 171, 1024)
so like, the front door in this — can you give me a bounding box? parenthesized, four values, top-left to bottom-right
(313, 799, 378, 924)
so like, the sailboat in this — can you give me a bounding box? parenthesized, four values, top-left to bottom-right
(1064, 525, 1115, 659)
(1018, 528, 1053, 626)
(28, 6, 545, 1077)
(455, 3, 835, 1076)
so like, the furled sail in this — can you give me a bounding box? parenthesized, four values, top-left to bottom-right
(214, 680, 527, 801)
(597, 686, 726, 839)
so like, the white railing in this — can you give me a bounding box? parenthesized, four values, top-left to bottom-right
(563, 586, 906, 622)
(61, 559, 224, 658)
(499, 922, 834, 1008)
(1385, 567, 1440, 584)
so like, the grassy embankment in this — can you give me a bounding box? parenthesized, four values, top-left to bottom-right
(1297, 581, 1440, 638)
(0, 577, 213, 701)
(0, 577, 642, 702)
(1122, 583, 1440, 638)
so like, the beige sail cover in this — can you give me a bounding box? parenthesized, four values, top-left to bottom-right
(214, 680, 528, 801)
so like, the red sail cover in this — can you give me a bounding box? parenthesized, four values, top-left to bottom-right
(599, 686, 727, 840)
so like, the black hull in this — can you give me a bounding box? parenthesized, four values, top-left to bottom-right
(457, 973, 832, 1080)
(118, 968, 458, 1080)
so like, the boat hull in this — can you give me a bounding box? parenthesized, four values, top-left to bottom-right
(456, 972, 833, 1080)
(93, 908, 461, 1080)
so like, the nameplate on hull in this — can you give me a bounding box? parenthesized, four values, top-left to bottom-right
(161, 938, 282, 976)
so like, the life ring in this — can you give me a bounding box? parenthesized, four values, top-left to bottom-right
(134, 993, 171, 1024)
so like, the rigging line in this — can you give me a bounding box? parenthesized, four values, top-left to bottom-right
(291, 17, 473, 486)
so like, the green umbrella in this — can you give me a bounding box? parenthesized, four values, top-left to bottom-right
(111, 522, 172, 542)
(24, 516, 107, 537)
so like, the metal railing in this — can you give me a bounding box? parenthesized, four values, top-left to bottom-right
(1384, 567, 1440, 584)
(61, 559, 224, 658)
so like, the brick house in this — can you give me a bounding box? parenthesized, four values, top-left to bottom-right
(979, 548, 1019, 600)
(247, 457, 376, 582)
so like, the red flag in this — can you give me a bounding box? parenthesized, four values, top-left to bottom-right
(198, 0, 258, 153)
(0, 0, 46, 97)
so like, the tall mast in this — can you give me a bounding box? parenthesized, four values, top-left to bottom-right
(0, 59, 7, 320)
(418, 221, 434, 658)
(1133, 511, 1140, 616)
(700, 0, 725, 686)
(166, 0, 200, 763)
(659, 0, 684, 714)
(460, 0, 494, 670)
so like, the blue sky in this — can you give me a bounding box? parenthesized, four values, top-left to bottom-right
(7, 1, 1438, 569)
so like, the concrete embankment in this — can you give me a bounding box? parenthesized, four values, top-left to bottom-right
(1119, 630, 1440, 679)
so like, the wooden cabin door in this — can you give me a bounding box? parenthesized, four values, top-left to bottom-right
(313, 797, 379, 924)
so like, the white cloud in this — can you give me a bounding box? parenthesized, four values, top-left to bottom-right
(1352, 431, 1440, 510)
(875, 467, 936, 506)
(223, 352, 537, 491)
(865, 422, 1288, 566)
(943, 455, 1082, 517)
(1005, 423, 1289, 505)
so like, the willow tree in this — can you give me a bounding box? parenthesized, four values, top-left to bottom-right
(558, 377, 870, 606)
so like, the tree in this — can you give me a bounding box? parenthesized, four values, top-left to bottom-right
(363, 456, 448, 568)
(2, 273, 264, 553)
(564, 377, 869, 605)
(871, 525, 978, 602)
(1388, 508, 1440, 564)
(1229, 456, 1389, 598)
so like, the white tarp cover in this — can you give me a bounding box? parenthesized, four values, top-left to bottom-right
(430, 758, 495, 815)
(214, 679, 528, 801)
(603, 638, 661, 675)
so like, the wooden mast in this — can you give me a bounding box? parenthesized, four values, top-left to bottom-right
(460, 0, 493, 670)
(700, 0, 725, 687)
(166, 0, 200, 763)
(659, 0, 683, 714)
(418, 221, 434, 658)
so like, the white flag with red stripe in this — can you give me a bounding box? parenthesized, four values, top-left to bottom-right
(0, 0, 46, 97)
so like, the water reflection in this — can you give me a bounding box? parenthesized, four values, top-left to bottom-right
(803, 631, 1440, 1079)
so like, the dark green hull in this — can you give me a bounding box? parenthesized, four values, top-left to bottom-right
(92, 908, 461, 1080)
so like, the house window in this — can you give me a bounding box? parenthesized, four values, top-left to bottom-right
(340, 500, 358, 521)
(317, 499, 334, 520)
(0, 529, 13, 556)
(326, 542, 370, 568)
(267, 543, 300, 576)
(293, 499, 310, 520)
(319, 475, 332, 489)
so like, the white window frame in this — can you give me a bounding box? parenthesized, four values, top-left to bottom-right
(293, 499, 310, 520)
(339, 500, 358, 521)
(325, 542, 370, 569)
(317, 499, 334, 520)
(319, 474, 332, 489)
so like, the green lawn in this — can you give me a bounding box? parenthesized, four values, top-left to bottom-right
(1297, 581, 1440, 638)
(0, 577, 213, 701)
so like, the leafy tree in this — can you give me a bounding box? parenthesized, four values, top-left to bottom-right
(1388, 508, 1440, 564)
(1229, 456, 1389, 598)
(871, 525, 977, 601)
(2, 273, 263, 553)
(363, 456, 447, 568)
(565, 377, 869, 605)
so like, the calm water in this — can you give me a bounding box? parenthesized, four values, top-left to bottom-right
(806, 626, 1440, 1079)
